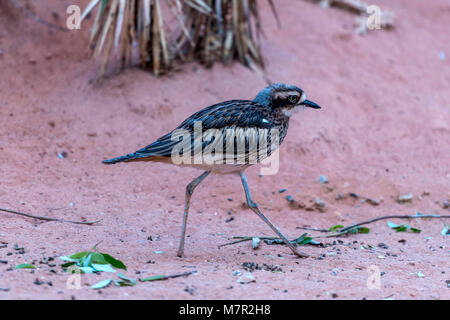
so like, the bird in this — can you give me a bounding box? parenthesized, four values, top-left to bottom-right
(103, 83, 321, 258)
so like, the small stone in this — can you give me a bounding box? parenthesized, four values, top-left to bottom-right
(237, 272, 255, 284)
(417, 272, 425, 278)
(378, 243, 389, 249)
(397, 193, 413, 203)
(366, 198, 380, 206)
(349, 193, 359, 199)
(252, 237, 261, 250)
(278, 189, 287, 194)
(442, 201, 450, 209)
(318, 175, 329, 184)
(314, 198, 326, 210)
(285, 195, 294, 203)
(57, 151, 68, 159)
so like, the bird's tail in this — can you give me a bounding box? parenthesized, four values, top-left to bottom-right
(102, 152, 142, 165)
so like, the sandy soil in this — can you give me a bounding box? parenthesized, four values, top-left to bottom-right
(0, 0, 449, 300)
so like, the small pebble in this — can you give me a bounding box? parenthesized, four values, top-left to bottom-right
(57, 151, 68, 159)
(397, 193, 413, 203)
(366, 198, 380, 206)
(237, 272, 255, 284)
(285, 195, 294, 202)
(318, 175, 329, 184)
(278, 189, 287, 193)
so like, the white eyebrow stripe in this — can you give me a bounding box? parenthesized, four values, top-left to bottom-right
(299, 92, 306, 103)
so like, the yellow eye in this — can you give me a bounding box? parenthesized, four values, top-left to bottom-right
(288, 95, 298, 104)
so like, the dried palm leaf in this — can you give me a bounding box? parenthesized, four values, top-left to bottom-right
(81, 0, 174, 78)
(177, 0, 277, 71)
(80, 0, 278, 78)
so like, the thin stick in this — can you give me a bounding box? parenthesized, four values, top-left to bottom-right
(140, 270, 197, 281)
(338, 214, 450, 233)
(162, 270, 197, 279)
(0, 208, 100, 226)
(9, 0, 69, 32)
(220, 214, 450, 247)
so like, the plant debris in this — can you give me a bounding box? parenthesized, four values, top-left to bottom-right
(15, 263, 35, 269)
(140, 270, 197, 282)
(60, 247, 126, 274)
(81, 0, 277, 79)
(387, 221, 421, 233)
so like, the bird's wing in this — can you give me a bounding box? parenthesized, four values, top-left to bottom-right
(134, 100, 272, 157)
(103, 100, 275, 164)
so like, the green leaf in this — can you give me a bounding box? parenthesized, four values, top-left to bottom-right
(140, 275, 167, 282)
(79, 266, 96, 274)
(387, 221, 420, 233)
(91, 253, 108, 265)
(69, 251, 90, 259)
(60, 256, 77, 262)
(15, 263, 35, 269)
(92, 263, 116, 273)
(61, 262, 77, 270)
(91, 279, 112, 289)
(329, 225, 344, 231)
(113, 274, 136, 287)
(346, 226, 370, 234)
(118, 273, 136, 284)
(101, 253, 126, 270)
(387, 221, 399, 229)
(81, 253, 93, 267)
(356, 227, 370, 234)
(294, 233, 313, 246)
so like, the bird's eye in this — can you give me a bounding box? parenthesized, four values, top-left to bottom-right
(288, 95, 299, 104)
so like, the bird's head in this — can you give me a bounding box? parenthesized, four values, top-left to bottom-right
(254, 83, 321, 117)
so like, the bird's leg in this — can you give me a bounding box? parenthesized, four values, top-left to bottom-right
(239, 172, 308, 258)
(177, 170, 210, 257)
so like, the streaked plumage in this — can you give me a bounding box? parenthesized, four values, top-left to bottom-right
(103, 83, 321, 257)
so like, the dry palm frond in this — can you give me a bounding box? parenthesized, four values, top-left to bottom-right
(81, 0, 174, 78)
(177, 0, 277, 71)
(81, 0, 278, 78)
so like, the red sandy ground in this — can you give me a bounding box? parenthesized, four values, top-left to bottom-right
(0, 0, 449, 300)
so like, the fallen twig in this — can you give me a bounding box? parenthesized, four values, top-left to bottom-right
(220, 214, 450, 248)
(337, 214, 450, 233)
(0, 208, 100, 226)
(140, 270, 197, 282)
(9, 0, 68, 32)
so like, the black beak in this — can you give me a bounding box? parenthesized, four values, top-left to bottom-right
(301, 99, 321, 109)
